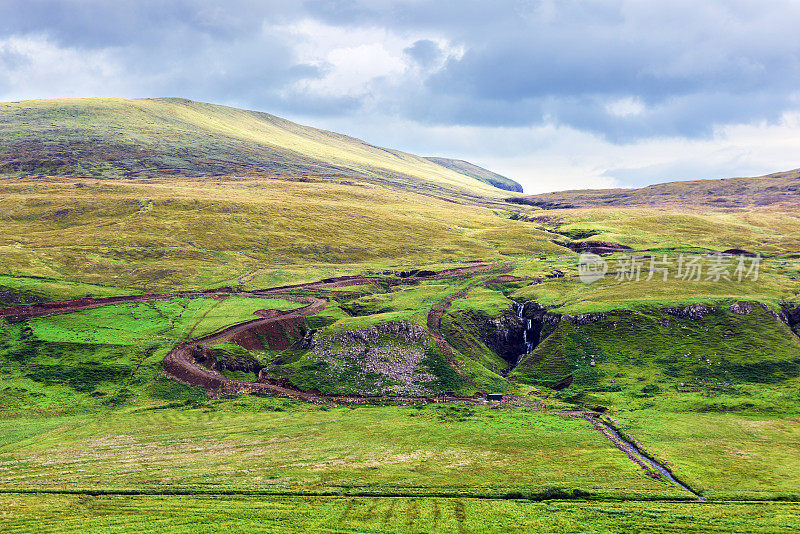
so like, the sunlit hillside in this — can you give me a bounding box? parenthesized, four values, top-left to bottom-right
(0, 98, 506, 200)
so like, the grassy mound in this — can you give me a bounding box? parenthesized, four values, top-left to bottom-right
(510, 302, 800, 413)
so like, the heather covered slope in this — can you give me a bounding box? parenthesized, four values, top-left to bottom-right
(0, 98, 505, 200)
(0, 176, 567, 291)
(516, 167, 800, 209)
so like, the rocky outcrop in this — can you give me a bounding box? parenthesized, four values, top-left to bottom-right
(333, 321, 425, 346)
(294, 329, 316, 350)
(542, 314, 562, 327)
(0, 288, 46, 307)
(782, 306, 800, 327)
(729, 301, 753, 315)
(664, 304, 713, 320)
(483, 312, 526, 364)
(217, 353, 262, 374)
(193, 345, 263, 374)
(564, 312, 606, 325)
(307, 321, 435, 396)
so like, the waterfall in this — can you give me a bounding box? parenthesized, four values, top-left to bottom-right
(525, 318, 534, 353)
(514, 302, 538, 364)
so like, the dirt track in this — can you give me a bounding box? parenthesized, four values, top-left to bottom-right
(161, 296, 329, 401)
(1, 265, 507, 403)
(0, 288, 269, 321)
(0, 264, 502, 320)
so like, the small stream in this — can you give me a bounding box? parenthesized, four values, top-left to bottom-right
(510, 301, 704, 501)
(595, 419, 705, 501)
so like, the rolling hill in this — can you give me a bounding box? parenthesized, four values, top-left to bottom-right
(0, 97, 509, 201)
(0, 98, 560, 292)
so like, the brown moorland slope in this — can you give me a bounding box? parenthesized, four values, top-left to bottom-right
(511, 168, 800, 209)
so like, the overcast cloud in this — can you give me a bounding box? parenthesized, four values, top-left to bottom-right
(2, 0, 799, 192)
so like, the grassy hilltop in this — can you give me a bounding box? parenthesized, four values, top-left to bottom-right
(1, 98, 800, 532)
(0, 97, 507, 199)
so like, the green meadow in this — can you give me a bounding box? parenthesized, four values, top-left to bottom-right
(28, 296, 303, 345)
(0, 399, 678, 498)
(2, 98, 800, 531)
(5, 495, 798, 534)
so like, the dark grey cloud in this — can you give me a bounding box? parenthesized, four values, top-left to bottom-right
(3, 0, 800, 144)
(0, 0, 331, 113)
(297, 0, 800, 140)
(400, 1, 800, 139)
(0, 0, 297, 47)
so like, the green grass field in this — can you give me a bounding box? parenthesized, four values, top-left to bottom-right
(611, 410, 800, 500)
(0, 399, 680, 498)
(4, 494, 798, 534)
(3, 98, 800, 532)
(28, 296, 303, 345)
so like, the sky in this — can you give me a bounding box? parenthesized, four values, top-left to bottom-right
(2, 0, 800, 193)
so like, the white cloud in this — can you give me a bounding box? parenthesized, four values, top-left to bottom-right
(273, 19, 459, 102)
(605, 97, 645, 118)
(275, 20, 409, 99)
(302, 42, 407, 97)
(0, 34, 128, 100)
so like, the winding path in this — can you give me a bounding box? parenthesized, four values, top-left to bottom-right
(1, 266, 504, 403)
(161, 296, 329, 400)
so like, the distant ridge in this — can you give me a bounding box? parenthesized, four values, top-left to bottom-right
(425, 157, 523, 192)
(510, 167, 800, 209)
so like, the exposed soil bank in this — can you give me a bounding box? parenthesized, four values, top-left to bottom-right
(161, 296, 334, 400)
